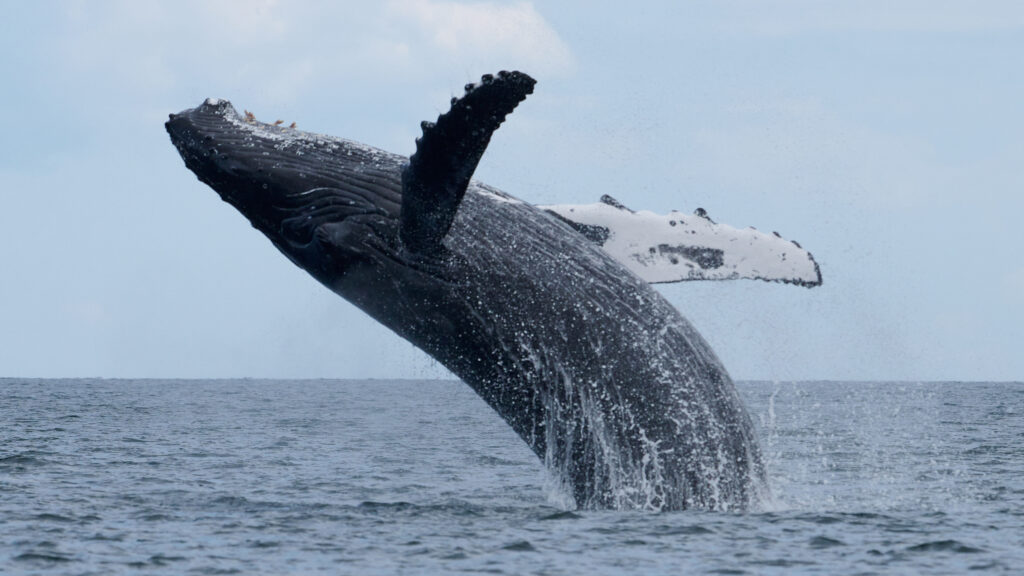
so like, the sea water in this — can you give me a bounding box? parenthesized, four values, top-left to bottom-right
(2, 379, 1022, 574)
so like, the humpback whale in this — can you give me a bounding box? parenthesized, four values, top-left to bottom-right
(166, 71, 819, 511)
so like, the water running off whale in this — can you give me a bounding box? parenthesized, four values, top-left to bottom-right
(165, 71, 820, 511)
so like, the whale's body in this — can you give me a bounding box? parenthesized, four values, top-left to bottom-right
(166, 73, 776, 510)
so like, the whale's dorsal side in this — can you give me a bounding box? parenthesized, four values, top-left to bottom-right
(399, 71, 536, 255)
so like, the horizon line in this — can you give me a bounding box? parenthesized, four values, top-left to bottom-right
(1, 376, 1021, 385)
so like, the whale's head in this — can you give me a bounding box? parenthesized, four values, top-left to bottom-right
(165, 99, 403, 257)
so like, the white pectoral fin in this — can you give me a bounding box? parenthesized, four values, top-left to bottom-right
(542, 196, 822, 287)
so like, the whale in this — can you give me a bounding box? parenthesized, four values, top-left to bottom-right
(166, 71, 817, 510)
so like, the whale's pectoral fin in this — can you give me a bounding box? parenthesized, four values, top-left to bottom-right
(543, 200, 823, 287)
(400, 71, 536, 255)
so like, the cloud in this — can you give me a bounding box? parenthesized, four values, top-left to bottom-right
(703, 0, 1024, 35)
(386, 0, 573, 75)
(47, 0, 571, 111)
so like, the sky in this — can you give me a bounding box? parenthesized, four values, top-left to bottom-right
(1, 1, 1022, 381)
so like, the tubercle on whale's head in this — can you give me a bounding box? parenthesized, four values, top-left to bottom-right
(166, 99, 261, 207)
(165, 98, 403, 250)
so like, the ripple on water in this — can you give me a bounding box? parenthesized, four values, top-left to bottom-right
(358, 500, 416, 512)
(808, 535, 845, 549)
(31, 512, 77, 523)
(501, 540, 536, 552)
(13, 552, 74, 564)
(148, 554, 188, 566)
(0, 452, 51, 468)
(906, 539, 986, 554)
(539, 510, 581, 521)
(661, 524, 716, 536)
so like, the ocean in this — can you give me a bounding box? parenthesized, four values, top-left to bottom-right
(2, 378, 1022, 574)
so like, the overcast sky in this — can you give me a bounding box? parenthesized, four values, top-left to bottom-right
(2, 1, 1022, 381)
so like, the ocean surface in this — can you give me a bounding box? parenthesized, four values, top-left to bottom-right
(1, 379, 1022, 575)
